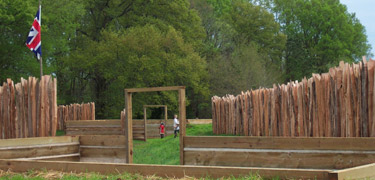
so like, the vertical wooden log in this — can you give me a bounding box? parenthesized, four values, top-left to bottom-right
(35, 78, 40, 137)
(276, 85, 282, 137)
(39, 76, 45, 137)
(362, 60, 369, 137)
(178, 88, 186, 165)
(297, 82, 304, 137)
(264, 89, 270, 136)
(247, 92, 253, 136)
(45, 76, 51, 136)
(211, 97, 216, 134)
(15, 83, 21, 138)
(329, 69, 337, 137)
(28, 77, 34, 137)
(368, 60, 375, 137)
(221, 98, 226, 134)
(164, 106, 167, 136)
(0, 86, 3, 139)
(3, 82, 8, 139)
(289, 83, 296, 137)
(8, 79, 15, 138)
(259, 90, 264, 136)
(124, 90, 133, 164)
(52, 78, 57, 136)
(252, 90, 259, 136)
(346, 65, 354, 137)
(143, 107, 147, 141)
(243, 93, 249, 136)
(270, 87, 276, 136)
(21, 78, 28, 138)
(281, 85, 287, 137)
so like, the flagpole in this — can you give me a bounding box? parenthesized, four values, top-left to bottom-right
(39, 0, 43, 78)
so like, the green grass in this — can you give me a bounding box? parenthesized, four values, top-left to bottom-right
(56, 130, 65, 136)
(133, 123, 213, 165)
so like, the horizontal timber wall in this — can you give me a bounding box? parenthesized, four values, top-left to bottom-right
(65, 119, 211, 139)
(0, 76, 57, 139)
(183, 136, 375, 169)
(212, 59, 375, 137)
(57, 102, 95, 130)
(0, 136, 79, 161)
(79, 135, 127, 163)
(0, 135, 127, 163)
(0, 159, 333, 179)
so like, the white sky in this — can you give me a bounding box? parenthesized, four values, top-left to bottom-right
(340, 0, 375, 58)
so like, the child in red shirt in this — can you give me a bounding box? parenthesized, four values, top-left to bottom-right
(159, 122, 165, 139)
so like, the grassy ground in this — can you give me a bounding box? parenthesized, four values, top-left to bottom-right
(133, 123, 213, 165)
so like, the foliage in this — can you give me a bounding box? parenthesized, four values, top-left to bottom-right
(60, 0, 209, 118)
(0, 0, 38, 81)
(63, 24, 208, 118)
(1, 0, 372, 119)
(270, 0, 372, 81)
(191, 0, 285, 97)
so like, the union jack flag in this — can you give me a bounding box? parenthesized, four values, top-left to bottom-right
(26, 6, 41, 60)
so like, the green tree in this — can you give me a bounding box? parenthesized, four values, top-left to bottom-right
(64, 25, 208, 118)
(60, 0, 209, 118)
(270, 0, 372, 81)
(0, 0, 38, 81)
(191, 0, 286, 97)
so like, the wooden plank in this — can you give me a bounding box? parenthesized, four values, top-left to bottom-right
(124, 90, 133, 164)
(0, 86, 2, 139)
(143, 105, 167, 108)
(66, 130, 122, 136)
(144, 107, 147, 141)
(184, 150, 375, 169)
(0, 143, 79, 159)
(184, 136, 375, 150)
(126, 86, 185, 93)
(179, 88, 186, 165)
(15, 153, 80, 162)
(66, 120, 121, 126)
(0, 136, 79, 147)
(0, 159, 331, 179)
(329, 162, 375, 180)
(80, 147, 126, 158)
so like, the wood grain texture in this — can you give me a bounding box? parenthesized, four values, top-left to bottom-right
(329, 162, 375, 180)
(0, 159, 331, 179)
(184, 136, 375, 150)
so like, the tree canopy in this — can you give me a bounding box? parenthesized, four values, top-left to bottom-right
(1, 0, 372, 118)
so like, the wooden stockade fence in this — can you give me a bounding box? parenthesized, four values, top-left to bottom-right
(57, 102, 95, 130)
(212, 58, 375, 137)
(0, 76, 57, 139)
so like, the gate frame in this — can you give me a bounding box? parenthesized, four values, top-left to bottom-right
(143, 105, 168, 139)
(124, 86, 185, 164)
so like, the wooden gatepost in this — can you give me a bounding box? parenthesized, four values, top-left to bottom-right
(124, 86, 186, 164)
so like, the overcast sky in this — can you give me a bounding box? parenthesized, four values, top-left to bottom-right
(340, 0, 374, 58)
